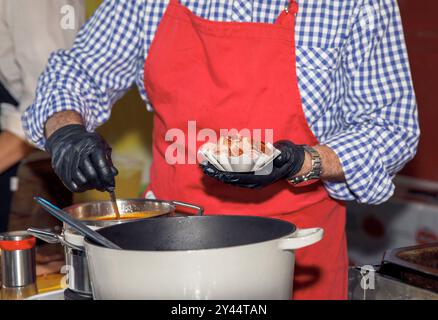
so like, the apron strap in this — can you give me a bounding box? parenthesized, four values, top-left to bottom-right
(276, 1, 298, 26)
(285, 1, 299, 15)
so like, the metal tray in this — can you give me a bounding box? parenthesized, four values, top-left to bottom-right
(380, 242, 438, 292)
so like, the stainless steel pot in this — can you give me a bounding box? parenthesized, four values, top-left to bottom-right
(28, 199, 203, 297)
(63, 198, 203, 228)
(84, 216, 323, 300)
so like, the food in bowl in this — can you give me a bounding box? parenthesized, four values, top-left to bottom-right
(199, 135, 281, 172)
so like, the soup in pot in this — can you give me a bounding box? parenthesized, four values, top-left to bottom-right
(87, 211, 165, 221)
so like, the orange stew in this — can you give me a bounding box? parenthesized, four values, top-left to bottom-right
(88, 211, 164, 221)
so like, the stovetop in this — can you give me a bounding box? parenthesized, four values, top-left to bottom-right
(64, 289, 93, 300)
(348, 267, 438, 300)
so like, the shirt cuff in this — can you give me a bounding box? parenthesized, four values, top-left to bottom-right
(321, 129, 395, 204)
(22, 89, 94, 149)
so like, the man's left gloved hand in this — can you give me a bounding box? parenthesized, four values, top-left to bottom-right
(200, 140, 305, 189)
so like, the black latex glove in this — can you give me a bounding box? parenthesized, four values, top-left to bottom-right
(45, 124, 118, 193)
(200, 140, 305, 189)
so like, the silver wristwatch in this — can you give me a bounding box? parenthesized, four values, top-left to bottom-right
(287, 146, 322, 185)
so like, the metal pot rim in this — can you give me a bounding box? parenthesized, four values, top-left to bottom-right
(63, 198, 176, 213)
(63, 198, 177, 227)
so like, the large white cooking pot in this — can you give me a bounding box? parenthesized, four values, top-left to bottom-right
(84, 216, 323, 300)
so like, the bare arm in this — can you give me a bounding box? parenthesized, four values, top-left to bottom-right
(44, 111, 83, 139)
(292, 145, 345, 182)
(0, 132, 34, 174)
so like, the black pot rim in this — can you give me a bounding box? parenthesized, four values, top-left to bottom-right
(87, 215, 297, 251)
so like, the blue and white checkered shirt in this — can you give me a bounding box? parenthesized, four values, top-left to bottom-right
(22, 0, 419, 204)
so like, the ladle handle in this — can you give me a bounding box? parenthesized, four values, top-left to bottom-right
(34, 197, 121, 250)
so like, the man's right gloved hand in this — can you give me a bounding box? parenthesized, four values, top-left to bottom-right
(45, 124, 118, 193)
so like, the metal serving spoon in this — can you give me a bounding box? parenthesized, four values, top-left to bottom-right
(33, 196, 121, 250)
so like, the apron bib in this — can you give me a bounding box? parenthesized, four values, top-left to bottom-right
(143, 0, 348, 299)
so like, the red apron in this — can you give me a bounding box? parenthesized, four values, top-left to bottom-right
(143, 0, 348, 299)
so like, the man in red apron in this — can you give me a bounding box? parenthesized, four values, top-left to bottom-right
(43, 0, 346, 299)
(25, 0, 418, 300)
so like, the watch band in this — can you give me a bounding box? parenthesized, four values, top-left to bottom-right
(287, 145, 322, 185)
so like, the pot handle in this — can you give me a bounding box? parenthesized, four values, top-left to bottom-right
(172, 201, 204, 216)
(27, 228, 61, 244)
(278, 228, 324, 251)
(27, 228, 84, 251)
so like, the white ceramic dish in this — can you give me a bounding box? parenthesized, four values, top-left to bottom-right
(199, 140, 281, 173)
